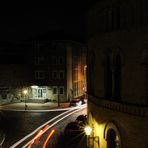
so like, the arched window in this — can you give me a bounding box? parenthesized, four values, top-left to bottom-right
(104, 54, 112, 98)
(113, 53, 122, 101)
(142, 49, 148, 104)
(143, 0, 148, 24)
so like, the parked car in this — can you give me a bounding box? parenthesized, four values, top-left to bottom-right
(69, 99, 82, 107)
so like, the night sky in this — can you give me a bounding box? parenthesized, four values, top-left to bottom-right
(0, 2, 87, 43)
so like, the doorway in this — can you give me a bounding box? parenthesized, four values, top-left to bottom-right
(32, 86, 47, 99)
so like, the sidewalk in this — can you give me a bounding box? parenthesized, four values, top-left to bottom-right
(0, 102, 70, 110)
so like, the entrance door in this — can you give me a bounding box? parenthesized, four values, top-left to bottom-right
(32, 86, 47, 99)
(37, 87, 46, 99)
(38, 89, 43, 98)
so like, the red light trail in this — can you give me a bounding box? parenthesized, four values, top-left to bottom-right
(42, 129, 55, 148)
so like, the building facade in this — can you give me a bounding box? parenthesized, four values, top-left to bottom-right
(0, 40, 86, 104)
(87, 0, 148, 147)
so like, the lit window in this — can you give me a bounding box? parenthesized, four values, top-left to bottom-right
(73, 56, 79, 66)
(35, 71, 45, 79)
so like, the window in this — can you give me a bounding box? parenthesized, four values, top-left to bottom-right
(73, 56, 79, 66)
(106, 7, 121, 31)
(116, 7, 121, 29)
(35, 71, 45, 79)
(59, 87, 64, 94)
(35, 56, 44, 65)
(53, 87, 57, 94)
(59, 71, 64, 79)
(59, 56, 64, 65)
(106, 9, 112, 31)
(113, 53, 122, 100)
(52, 71, 57, 79)
(88, 52, 95, 94)
(144, 0, 148, 24)
(52, 56, 57, 65)
(73, 82, 78, 97)
(104, 54, 112, 98)
(104, 51, 122, 100)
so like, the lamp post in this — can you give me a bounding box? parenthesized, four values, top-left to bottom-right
(85, 126, 92, 147)
(23, 89, 28, 110)
(84, 126, 99, 147)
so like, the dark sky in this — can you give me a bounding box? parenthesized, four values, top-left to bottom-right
(0, 2, 86, 43)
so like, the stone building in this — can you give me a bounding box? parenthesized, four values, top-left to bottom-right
(87, 0, 148, 147)
(0, 40, 86, 104)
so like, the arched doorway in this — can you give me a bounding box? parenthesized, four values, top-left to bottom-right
(107, 129, 116, 148)
(104, 121, 121, 148)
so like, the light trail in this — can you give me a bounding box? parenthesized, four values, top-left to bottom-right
(0, 130, 5, 147)
(27, 130, 43, 148)
(23, 105, 86, 148)
(1, 107, 74, 112)
(42, 129, 55, 148)
(10, 104, 86, 148)
(27, 125, 49, 148)
(10, 108, 75, 148)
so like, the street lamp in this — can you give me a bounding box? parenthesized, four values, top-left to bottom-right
(23, 89, 28, 110)
(85, 126, 92, 136)
(85, 126, 92, 147)
(84, 125, 99, 147)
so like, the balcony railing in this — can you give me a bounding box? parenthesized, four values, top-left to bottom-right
(89, 95, 148, 117)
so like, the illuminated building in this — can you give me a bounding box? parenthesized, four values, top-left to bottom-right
(87, 0, 148, 147)
(0, 40, 86, 104)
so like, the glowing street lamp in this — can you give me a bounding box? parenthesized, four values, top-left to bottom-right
(85, 126, 92, 147)
(84, 126, 99, 147)
(23, 89, 28, 110)
(85, 126, 92, 136)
